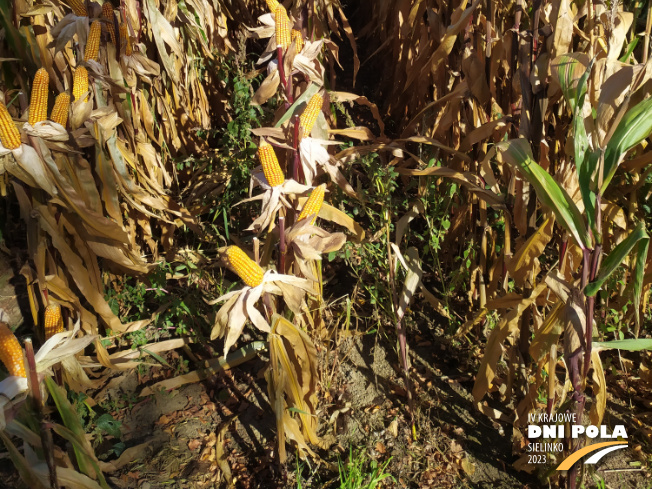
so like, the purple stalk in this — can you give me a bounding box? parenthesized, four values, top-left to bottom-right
(292, 115, 300, 182)
(25, 340, 58, 489)
(279, 217, 286, 274)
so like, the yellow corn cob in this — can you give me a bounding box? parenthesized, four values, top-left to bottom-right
(266, 0, 280, 12)
(50, 92, 70, 127)
(0, 323, 25, 378)
(226, 246, 264, 287)
(0, 102, 21, 150)
(73, 67, 88, 102)
(258, 139, 284, 187)
(44, 304, 65, 340)
(102, 2, 116, 45)
(67, 0, 87, 16)
(85, 21, 101, 61)
(120, 24, 133, 56)
(298, 184, 325, 225)
(291, 29, 303, 52)
(28, 68, 49, 126)
(299, 93, 323, 138)
(275, 6, 291, 50)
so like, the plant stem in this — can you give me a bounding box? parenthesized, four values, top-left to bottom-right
(293, 115, 301, 183)
(277, 47, 288, 108)
(24, 340, 58, 489)
(279, 216, 286, 273)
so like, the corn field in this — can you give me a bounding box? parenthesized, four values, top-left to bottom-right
(0, 0, 651, 488)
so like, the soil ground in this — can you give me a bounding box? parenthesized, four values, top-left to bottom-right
(1, 256, 650, 488)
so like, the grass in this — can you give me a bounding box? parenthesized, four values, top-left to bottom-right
(296, 445, 395, 489)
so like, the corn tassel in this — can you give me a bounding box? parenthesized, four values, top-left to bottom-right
(0, 102, 21, 150)
(67, 0, 87, 16)
(266, 0, 280, 12)
(299, 93, 322, 138)
(44, 304, 65, 340)
(0, 323, 25, 377)
(298, 184, 325, 225)
(258, 139, 284, 187)
(102, 2, 116, 45)
(28, 68, 49, 126)
(73, 67, 89, 102)
(291, 29, 304, 52)
(275, 6, 291, 50)
(50, 93, 70, 127)
(120, 24, 133, 56)
(85, 21, 101, 61)
(226, 246, 264, 287)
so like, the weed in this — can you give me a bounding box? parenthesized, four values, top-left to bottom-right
(338, 446, 395, 489)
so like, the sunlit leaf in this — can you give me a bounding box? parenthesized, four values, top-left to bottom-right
(497, 139, 591, 249)
(585, 221, 648, 297)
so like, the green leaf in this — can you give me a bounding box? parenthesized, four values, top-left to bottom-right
(141, 348, 171, 367)
(552, 53, 589, 113)
(593, 338, 652, 351)
(497, 139, 592, 249)
(602, 95, 652, 193)
(633, 236, 650, 331)
(572, 58, 598, 234)
(619, 37, 639, 63)
(275, 83, 320, 128)
(45, 378, 111, 489)
(95, 414, 122, 439)
(585, 222, 649, 297)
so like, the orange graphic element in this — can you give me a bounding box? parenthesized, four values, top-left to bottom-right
(556, 441, 627, 471)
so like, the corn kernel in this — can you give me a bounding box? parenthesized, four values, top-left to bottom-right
(258, 139, 284, 187)
(226, 246, 264, 287)
(28, 68, 49, 126)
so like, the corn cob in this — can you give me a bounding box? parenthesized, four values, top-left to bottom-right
(298, 184, 325, 225)
(274, 6, 291, 50)
(50, 92, 70, 127)
(28, 68, 49, 126)
(44, 304, 65, 340)
(291, 29, 304, 52)
(73, 67, 89, 102)
(266, 0, 280, 13)
(67, 0, 87, 16)
(85, 21, 101, 61)
(299, 92, 323, 138)
(258, 139, 284, 187)
(226, 246, 264, 287)
(102, 2, 116, 45)
(0, 323, 25, 377)
(120, 24, 133, 56)
(0, 102, 21, 150)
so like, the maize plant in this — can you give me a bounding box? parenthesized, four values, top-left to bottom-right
(297, 184, 325, 225)
(226, 246, 265, 287)
(0, 102, 21, 150)
(84, 21, 102, 60)
(44, 304, 65, 340)
(274, 6, 291, 50)
(463, 49, 652, 488)
(72, 66, 88, 102)
(50, 93, 70, 127)
(102, 2, 116, 45)
(66, 0, 88, 16)
(28, 68, 49, 126)
(299, 92, 322, 139)
(258, 138, 285, 187)
(291, 29, 304, 52)
(0, 323, 26, 378)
